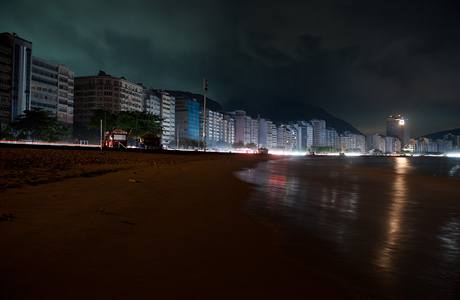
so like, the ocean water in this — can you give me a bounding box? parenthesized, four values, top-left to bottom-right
(237, 156, 460, 299)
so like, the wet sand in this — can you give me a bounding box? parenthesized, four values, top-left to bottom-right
(238, 157, 460, 300)
(0, 149, 344, 299)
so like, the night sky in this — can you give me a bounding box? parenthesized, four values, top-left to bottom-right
(2, 0, 460, 136)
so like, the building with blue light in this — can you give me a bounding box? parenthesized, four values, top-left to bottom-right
(175, 97, 200, 145)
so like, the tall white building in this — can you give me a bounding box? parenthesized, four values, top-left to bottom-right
(258, 118, 274, 149)
(277, 125, 296, 151)
(223, 114, 235, 145)
(287, 121, 316, 152)
(157, 91, 175, 147)
(295, 121, 313, 151)
(384, 136, 401, 154)
(270, 123, 278, 149)
(143, 88, 161, 116)
(340, 132, 366, 153)
(202, 108, 224, 146)
(250, 118, 259, 146)
(366, 134, 386, 153)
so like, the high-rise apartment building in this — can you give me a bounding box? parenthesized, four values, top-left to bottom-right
(175, 97, 200, 144)
(439, 133, 460, 151)
(31, 56, 74, 124)
(143, 88, 161, 116)
(366, 134, 386, 153)
(310, 119, 327, 147)
(250, 118, 259, 146)
(299, 122, 314, 151)
(326, 128, 339, 149)
(386, 115, 410, 147)
(0, 32, 32, 124)
(384, 136, 402, 154)
(74, 71, 143, 126)
(277, 125, 296, 151)
(270, 123, 278, 149)
(258, 118, 273, 149)
(157, 91, 175, 147)
(340, 132, 366, 153)
(202, 108, 223, 146)
(233, 110, 252, 145)
(414, 137, 455, 154)
(436, 139, 453, 153)
(222, 114, 235, 145)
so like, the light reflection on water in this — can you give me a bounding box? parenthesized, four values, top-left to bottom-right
(237, 157, 460, 299)
(376, 157, 409, 272)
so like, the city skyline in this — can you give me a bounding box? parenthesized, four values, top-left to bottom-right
(2, 30, 458, 156)
(1, 0, 460, 136)
(1, 40, 456, 139)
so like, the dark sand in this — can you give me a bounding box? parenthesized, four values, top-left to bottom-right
(0, 149, 344, 299)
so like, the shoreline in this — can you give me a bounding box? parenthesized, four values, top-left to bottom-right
(0, 148, 261, 190)
(0, 150, 344, 299)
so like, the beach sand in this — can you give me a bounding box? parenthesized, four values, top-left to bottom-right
(0, 149, 344, 299)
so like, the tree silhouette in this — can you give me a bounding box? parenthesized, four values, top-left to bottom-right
(90, 110, 162, 139)
(11, 108, 70, 141)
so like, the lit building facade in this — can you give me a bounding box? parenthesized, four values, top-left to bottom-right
(340, 132, 366, 153)
(175, 97, 200, 143)
(277, 125, 296, 151)
(414, 135, 459, 154)
(299, 122, 314, 151)
(158, 91, 175, 147)
(366, 134, 386, 153)
(0, 32, 32, 124)
(270, 123, 278, 149)
(250, 118, 259, 146)
(258, 118, 274, 149)
(222, 114, 235, 145)
(287, 121, 313, 152)
(202, 108, 223, 146)
(384, 136, 402, 154)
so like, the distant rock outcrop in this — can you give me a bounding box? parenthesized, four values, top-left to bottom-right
(275, 104, 362, 134)
(166, 90, 361, 134)
(422, 128, 460, 139)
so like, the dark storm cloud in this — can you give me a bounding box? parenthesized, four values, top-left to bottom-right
(1, 0, 460, 135)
